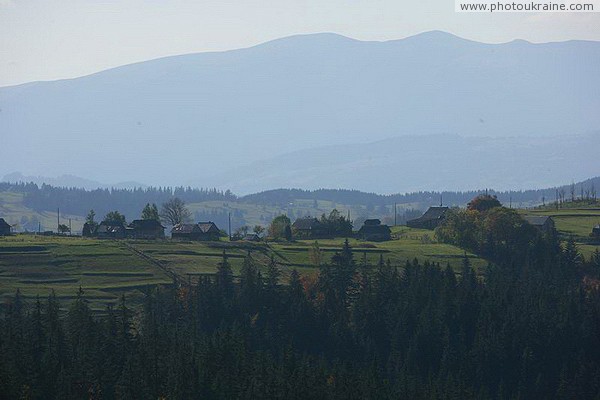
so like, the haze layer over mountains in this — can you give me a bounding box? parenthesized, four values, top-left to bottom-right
(1, 31, 598, 193)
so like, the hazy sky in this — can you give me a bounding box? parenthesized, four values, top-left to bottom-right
(1, 0, 599, 87)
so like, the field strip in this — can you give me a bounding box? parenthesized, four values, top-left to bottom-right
(119, 241, 183, 285)
(82, 271, 154, 277)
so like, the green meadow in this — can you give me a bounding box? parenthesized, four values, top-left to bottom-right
(0, 235, 171, 311)
(519, 207, 600, 258)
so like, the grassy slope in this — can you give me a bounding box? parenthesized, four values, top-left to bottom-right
(0, 235, 171, 311)
(0, 192, 86, 233)
(0, 227, 484, 310)
(519, 206, 600, 258)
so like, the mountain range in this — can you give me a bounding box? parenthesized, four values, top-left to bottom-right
(1, 31, 598, 193)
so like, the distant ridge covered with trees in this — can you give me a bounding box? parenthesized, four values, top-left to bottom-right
(1, 177, 598, 219)
(241, 176, 599, 207)
(0, 182, 236, 220)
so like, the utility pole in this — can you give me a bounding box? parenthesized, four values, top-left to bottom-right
(57, 208, 60, 234)
(228, 212, 232, 241)
(394, 203, 397, 226)
(69, 218, 72, 236)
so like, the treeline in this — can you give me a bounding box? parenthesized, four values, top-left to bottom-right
(0, 182, 236, 220)
(2, 235, 600, 399)
(240, 177, 600, 207)
(1, 177, 599, 219)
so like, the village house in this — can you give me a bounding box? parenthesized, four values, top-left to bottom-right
(0, 218, 12, 236)
(171, 221, 221, 241)
(292, 217, 325, 239)
(128, 219, 165, 239)
(96, 221, 127, 239)
(591, 224, 600, 238)
(357, 219, 392, 241)
(407, 207, 449, 230)
(523, 215, 555, 234)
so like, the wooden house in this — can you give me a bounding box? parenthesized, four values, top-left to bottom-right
(407, 207, 449, 230)
(0, 218, 11, 236)
(292, 217, 324, 239)
(523, 216, 555, 234)
(357, 219, 391, 241)
(171, 221, 221, 241)
(96, 221, 127, 239)
(128, 219, 165, 239)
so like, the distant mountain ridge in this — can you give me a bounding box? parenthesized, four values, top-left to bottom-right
(202, 132, 600, 194)
(1, 31, 598, 191)
(1, 172, 146, 190)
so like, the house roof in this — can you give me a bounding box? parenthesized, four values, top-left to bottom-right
(129, 219, 165, 230)
(524, 215, 552, 226)
(407, 207, 448, 224)
(171, 223, 197, 234)
(292, 217, 321, 230)
(197, 222, 219, 233)
(0, 218, 11, 229)
(97, 221, 126, 233)
(172, 222, 219, 234)
(363, 219, 381, 226)
(420, 207, 449, 221)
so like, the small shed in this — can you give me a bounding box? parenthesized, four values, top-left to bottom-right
(592, 224, 600, 237)
(0, 218, 12, 236)
(357, 219, 392, 241)
(407, 207, 449, 230)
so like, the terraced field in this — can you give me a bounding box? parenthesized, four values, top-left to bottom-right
(0, 226, 488, 310)
(270, 226, 486, 272)
(0, 235, 171, 311)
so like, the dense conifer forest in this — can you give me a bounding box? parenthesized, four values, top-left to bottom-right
(2, 229, 600, 399)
